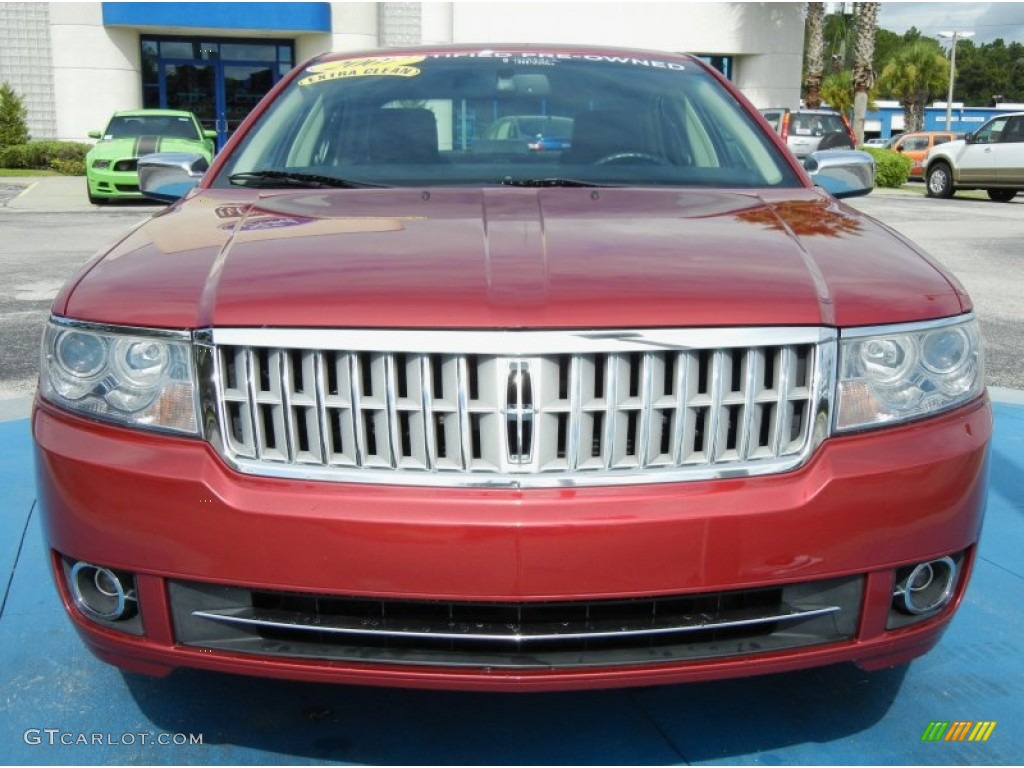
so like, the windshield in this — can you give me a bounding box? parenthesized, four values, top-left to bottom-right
(790, 113, 847, 137)
(214, 51, 799, 189)
(105, 115, 200, 140)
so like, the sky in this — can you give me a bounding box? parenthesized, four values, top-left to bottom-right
(875, 2, 1024, 45)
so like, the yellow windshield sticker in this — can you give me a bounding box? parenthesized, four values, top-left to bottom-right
(299, 56, 426, 86)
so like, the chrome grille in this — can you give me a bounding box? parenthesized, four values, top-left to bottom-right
(169, 576, 862, 669)
(206, 328, 835, 486)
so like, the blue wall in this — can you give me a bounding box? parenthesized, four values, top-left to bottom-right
(868, 105, 1017, 138)
(102, 2, 331, 33)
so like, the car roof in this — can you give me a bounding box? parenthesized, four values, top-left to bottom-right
(110, 109, 197, 119)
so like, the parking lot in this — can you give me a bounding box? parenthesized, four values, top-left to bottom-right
(1, 178, 1023, 765)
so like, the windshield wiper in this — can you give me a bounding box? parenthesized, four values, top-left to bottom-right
(228, 170, 387, 189)
(499, 177, 613, 188)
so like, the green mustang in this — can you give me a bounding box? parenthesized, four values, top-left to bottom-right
(85, 109, 216, 204)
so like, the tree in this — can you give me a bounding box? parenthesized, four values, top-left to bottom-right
(877, 40, 949, 132)
(851, 2, 879, 145)
(822, 70, 854, 117)
(0, 81, 30, 147)
(804, 2, 826, 108)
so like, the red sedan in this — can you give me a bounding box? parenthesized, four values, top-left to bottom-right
(34, 45, 990, 691)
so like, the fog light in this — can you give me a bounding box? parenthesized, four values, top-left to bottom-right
(893, 557, 957, 615)
(69, 561, 138, 622)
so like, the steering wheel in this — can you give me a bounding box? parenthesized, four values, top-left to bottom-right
(594, 151, 669, 166)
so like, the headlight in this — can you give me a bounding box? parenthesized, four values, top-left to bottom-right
(91, 160, 111, 169)
(835, 316, 983, 432)
(40, 319, 198, 435)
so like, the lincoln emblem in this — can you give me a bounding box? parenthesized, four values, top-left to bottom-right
(504, 361, 534, 463)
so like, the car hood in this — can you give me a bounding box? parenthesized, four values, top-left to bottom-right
(86, 136, 210, 160)
(58, 187, 968, 329)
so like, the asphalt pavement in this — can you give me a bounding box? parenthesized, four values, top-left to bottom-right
(1, 177, 1023, 765)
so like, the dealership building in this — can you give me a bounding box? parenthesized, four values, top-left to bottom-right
(0, 1, 804, 146)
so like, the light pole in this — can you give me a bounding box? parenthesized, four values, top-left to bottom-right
(938, 31, 974, 132)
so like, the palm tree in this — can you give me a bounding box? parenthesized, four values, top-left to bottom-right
(822, 70, 854, 117)
(804, 2, 826, 108)
(851, 2, 879, 144)
(877, 40, 949, 132)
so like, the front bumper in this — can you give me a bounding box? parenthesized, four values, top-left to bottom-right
(86, 167, 142, 199)
(34, 395, 992, 691)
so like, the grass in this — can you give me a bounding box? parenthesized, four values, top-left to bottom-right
(0, 168, 60, 177)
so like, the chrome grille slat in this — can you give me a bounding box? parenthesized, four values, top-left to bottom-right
(420, 355, 436, 471)
(313, 351, 330, 465)
(456, 355, 472, 471)
(208, 329, 835, 487)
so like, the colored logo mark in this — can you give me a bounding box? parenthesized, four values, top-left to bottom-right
(921, 721, 997, 742)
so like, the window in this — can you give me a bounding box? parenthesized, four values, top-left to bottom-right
(217, 54, 798, 190)
(973, 117, 1009, 145)
(1001, 116, 1024, 143)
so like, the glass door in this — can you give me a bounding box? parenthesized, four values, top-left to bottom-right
(223, 64, 276, 140)
(162, 60, 217, 135)
(142, 36, 294, 151)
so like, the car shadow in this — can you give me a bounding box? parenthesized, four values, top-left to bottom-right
(123, 661, 909, 764)
(93, 199, 166, 209)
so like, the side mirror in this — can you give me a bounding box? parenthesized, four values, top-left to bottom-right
(804, 149, 875, 199)
(138, 153, 209, 203)
(88, 130, 101, 140)
(203, 129, 218, 140)
(963, 132, 974, 144)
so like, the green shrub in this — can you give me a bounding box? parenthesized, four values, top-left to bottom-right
(49, 157, 86, 176)
(860, 146, 912, 188)
(0, 143, 35, 168)
(0, 81, 30, 147)
(0, 140, 89, 172)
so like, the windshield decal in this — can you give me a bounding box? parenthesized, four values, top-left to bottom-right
(427, 52, 686, 70)
(299, 56, 426, 86)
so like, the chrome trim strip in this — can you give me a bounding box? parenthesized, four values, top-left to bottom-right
(192, 604, 841, 644)
(219, 451, 818, 488)
(49, 316, 193, 340)
(211, 327, 835, 353)
(838, 313, 976, 339)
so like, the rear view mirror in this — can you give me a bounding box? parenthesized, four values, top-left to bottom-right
(496, 73, 550, 96)
(138, 153, 209, 203)
(804, 149, 875, 199)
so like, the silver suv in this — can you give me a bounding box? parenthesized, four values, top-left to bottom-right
(759, 108, 857, 158)
(925, 112, 1024, 201)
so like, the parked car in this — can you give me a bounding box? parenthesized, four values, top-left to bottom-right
(759, 107, 857, 158)
(482, 114, 573, 152)
(889, 131, 957, 179)
(862, 137, 889, 147)
(36, 45, 989, 692)
(85, 109, 215, 204)
(925, 112, 1024, 200)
